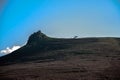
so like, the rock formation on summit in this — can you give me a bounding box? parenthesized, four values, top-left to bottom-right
(27, 30, 49, 45)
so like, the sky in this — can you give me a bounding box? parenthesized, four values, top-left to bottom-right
(0, 0, 120, 55)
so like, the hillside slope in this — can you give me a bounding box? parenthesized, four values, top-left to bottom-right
(0, 31, 120, 80)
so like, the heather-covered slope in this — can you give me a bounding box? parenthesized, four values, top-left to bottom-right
(0, 31, 120, 65)
(0, 31, 120, 80)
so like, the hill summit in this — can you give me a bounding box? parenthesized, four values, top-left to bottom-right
(27, 30, 50, 45)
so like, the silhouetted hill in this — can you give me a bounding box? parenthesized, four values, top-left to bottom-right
(0, 31, 120, 80)
(0, 31, 120, 65)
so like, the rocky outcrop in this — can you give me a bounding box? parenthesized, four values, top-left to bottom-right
(27, 30, 50, 45)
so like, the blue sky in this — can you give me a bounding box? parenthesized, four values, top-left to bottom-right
(0, 0, 120, 51)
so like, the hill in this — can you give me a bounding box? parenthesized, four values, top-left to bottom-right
(0, 31, 120, 80)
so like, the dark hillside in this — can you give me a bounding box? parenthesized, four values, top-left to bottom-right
(0, 31, 120, 65)
(0, 31, 100, 65)
(0, 31, 120, 80)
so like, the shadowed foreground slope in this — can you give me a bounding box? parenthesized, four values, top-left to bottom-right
(0, 31, 120, 80)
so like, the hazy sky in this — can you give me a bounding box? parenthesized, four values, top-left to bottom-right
(0, 0, 120, 50)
